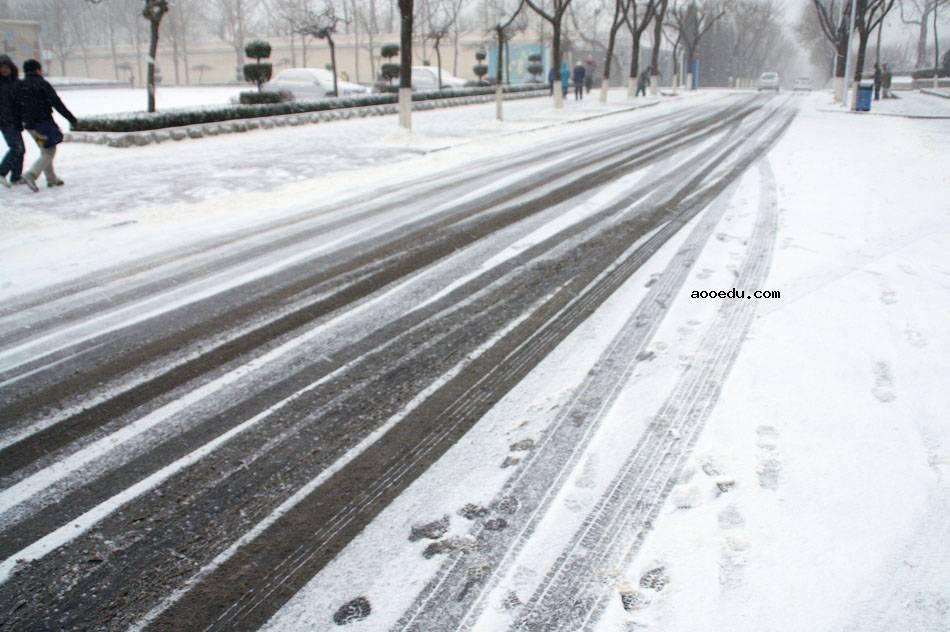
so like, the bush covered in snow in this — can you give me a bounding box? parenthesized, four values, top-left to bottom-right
(239, 91, 290, 105)
(72, 85, 546, 133)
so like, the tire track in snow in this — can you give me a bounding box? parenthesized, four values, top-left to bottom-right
(0, 109, 732, 553)
(391, 103, 793, 632)
(512, 146, 786, 632)
(0, 98, 760, 481)
(0, 97, 770, 631)
(0, 97, 714, 350)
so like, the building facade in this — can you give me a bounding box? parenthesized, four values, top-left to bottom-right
(0, 19, 40, 64)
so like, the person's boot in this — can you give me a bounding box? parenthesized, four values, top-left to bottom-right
(21, 173, 39, 192)
(47, 178, 65, 187)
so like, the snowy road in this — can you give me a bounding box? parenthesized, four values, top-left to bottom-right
(0, 93, 802, 630)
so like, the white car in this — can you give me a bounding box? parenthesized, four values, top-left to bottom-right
(793, 77, 813, 91)
(410, 66, 467, 91)
(263, 68, 370, 100)
(757, 71, 780, 92)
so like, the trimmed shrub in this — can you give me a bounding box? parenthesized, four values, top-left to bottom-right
(243, 39, 273, 92)
(239, 90, 289, 105)
(245, 40, 272, 60)
(381, 63, 401, 83)
(910, 67, 949, 79)
(72, 85, 547, 133)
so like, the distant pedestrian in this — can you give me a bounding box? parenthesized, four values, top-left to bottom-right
(18, 59, 77, 191)
(559, 62, 570, 98)
(883, 64, 893, 98)
(573, 62, 586, 100)
(636, 67, 650, 97)
(873, 63, 882, 100)
(584, 57, 595, 94)
(548, 66, 557, 96)
(0, 55, 25, 189)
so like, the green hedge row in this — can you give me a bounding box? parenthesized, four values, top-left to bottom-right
(73, 85, 544, 133)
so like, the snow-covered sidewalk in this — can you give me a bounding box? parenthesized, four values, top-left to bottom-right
(598, 92, 950, 631)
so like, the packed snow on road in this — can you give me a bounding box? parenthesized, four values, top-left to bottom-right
(1, 58, 948, 632)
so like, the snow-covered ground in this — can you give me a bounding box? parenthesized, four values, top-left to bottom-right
(1, 88, 948, 631)
(54, 85, 245, 118)
(0, 87, 708, 301)
(257, 92, 950, 631)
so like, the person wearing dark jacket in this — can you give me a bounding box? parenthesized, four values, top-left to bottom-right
(873, 64, 882, 101)
(573, 62, 586, 100)
(18, 59, 77, 191)
(0, 55, 25, 188)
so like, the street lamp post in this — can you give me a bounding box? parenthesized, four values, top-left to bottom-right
(842, 0, 858, 110)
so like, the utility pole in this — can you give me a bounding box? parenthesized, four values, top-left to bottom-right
(842, 0, 858, 110)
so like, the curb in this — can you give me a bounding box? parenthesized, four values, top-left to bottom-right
(65, 90, 550, 148)
(920, 88, 950, 99)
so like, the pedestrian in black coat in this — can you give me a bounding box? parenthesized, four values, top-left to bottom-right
(18, 59, 77, 191)
(873, 64, 882, 101)
(0, 55, 25, 188)
(573, 63, 586, 100)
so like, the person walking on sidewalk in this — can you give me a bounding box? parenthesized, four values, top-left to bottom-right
(0, 55, 25, 189)
(636, 67, 650, 97)
(873, 63, 882, 101)
(573, 62, 586, 100)
(18, 59, 77, 191)
(559, 62, 570, 99)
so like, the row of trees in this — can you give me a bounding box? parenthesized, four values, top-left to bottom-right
(800, 0, 949, 101)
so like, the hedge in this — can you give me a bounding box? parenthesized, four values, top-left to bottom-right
(72, 85, 544, 133)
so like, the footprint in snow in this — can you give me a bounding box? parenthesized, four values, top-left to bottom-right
(872, 360, 897, 403)
(880, 289, 898, 305)
(904, 328, 928, 348)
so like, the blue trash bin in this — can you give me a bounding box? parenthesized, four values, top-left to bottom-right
(856, 82, 873, 111)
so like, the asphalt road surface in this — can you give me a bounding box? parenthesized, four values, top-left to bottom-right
(0, 93, 796, 631)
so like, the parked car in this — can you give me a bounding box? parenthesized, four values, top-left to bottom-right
(410, 66, 467, 91)
(757, 71, 780, 92)
(263, 68, 371, 100)
(793, 77, 813, 91)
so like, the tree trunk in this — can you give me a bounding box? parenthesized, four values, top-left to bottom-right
(399, 0, 414, 130)
(290, 29, 297, 67)
(651, 0, 666, 95)
(552, 20, 563, 108)
(435, 44, 442, 90)
(916, 11, 929, 69)
(147, 18, 160, 112)
(601, 0, 624, 103)
(329, 39, 338, 96)
(496, 26, 505, 120)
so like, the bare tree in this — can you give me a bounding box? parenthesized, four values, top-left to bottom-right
(728, 0, 782, 84)
(900, 0, 950, 68)
(600, 0, 630, 101)
(298, 6, 348, 95)
(489, 0, 526, 120)
(853, 0, 897, 83)
(38, 0, 78, 76)
(142, 0, 169, 111)
(524, 0, 576, 108)
(625, 0, 658, 96)
(210, 0, 250, 81)
(811, 0, 852, 98)
(669, 0, 729, 89)
(650, 0, 670, 92)
(424, 0, 456, 89)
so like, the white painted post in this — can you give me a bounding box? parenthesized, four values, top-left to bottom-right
(398, 87, 412, 130)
